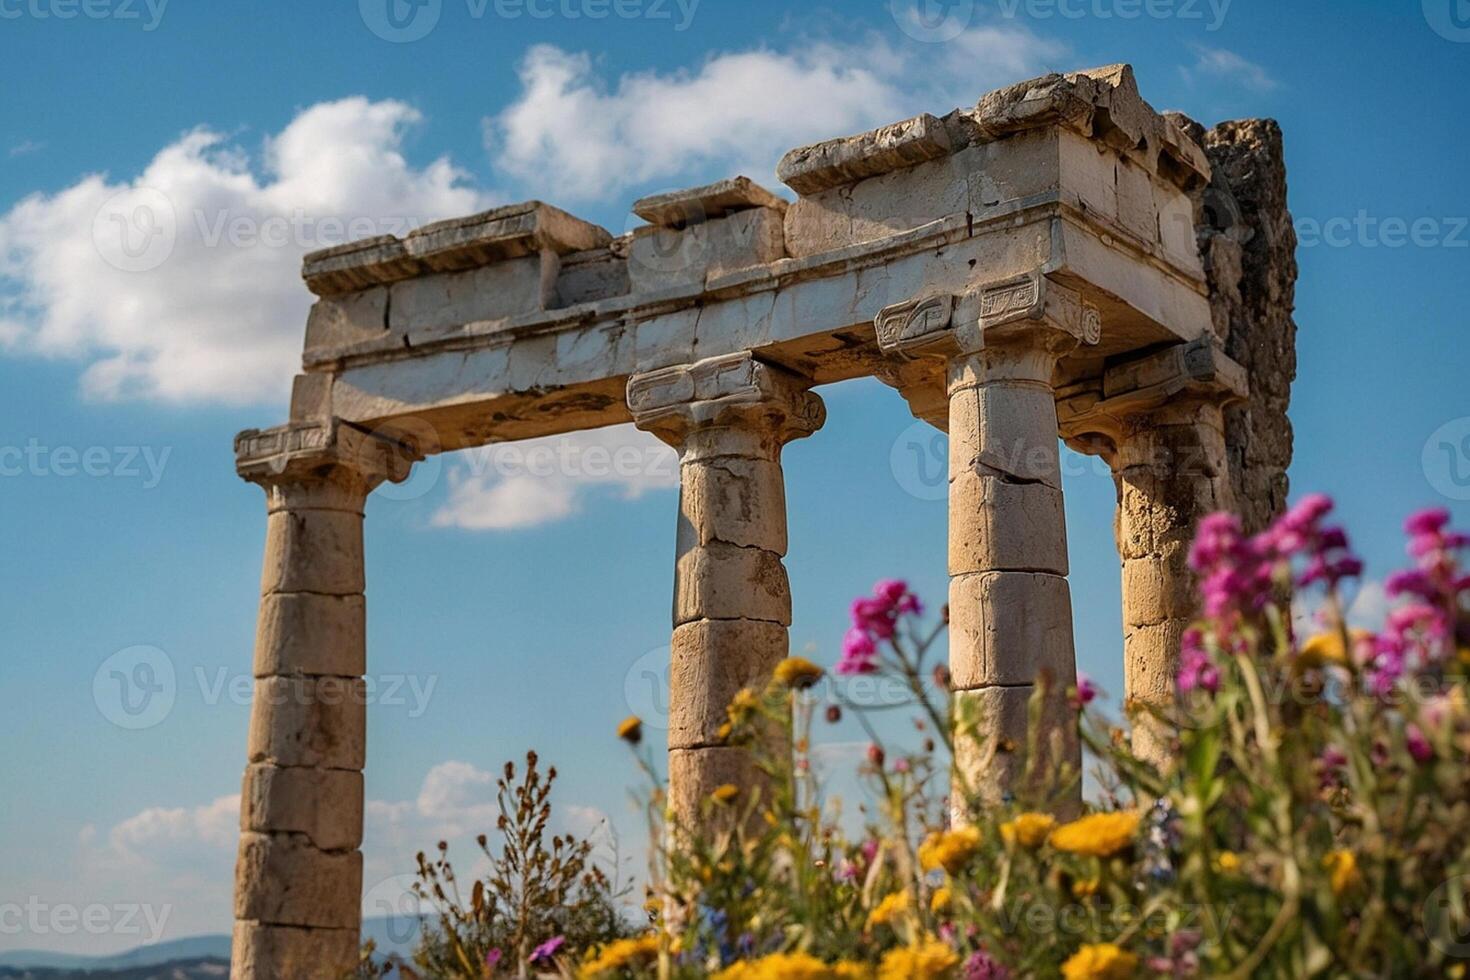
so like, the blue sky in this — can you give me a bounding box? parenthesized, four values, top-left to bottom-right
(1, 0, 1467, 957)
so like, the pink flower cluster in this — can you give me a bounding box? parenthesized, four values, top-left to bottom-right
(1183, 494, 1363, 693)
(1365, 508, 1470, 693)
(837, 579, 921, 675)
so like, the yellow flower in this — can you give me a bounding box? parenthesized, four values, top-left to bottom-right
(1050, 811, 1140, 858)
(580, 934, 659, 977)
(1214, 851, 1241, 874)
(727, 687, 761, 726)
(1297, 630, 1371, 670)
(877, 940, 960, 980)
(866, 890, 910, 929)
(1324, 849, 1362, 897)
(712, 952, 842, 980)
(711, 783, 741, 805)
(774, 656, 825, 689)
(1000, 812, 1056, 849)
(832, 964, 873, 980)
(1061, 943, 1139, 980)
(930, 886, 952, 913)
(616, 715, 643, 745)
(918, 827, 982, 874)
(1071, 877, 1100, 899)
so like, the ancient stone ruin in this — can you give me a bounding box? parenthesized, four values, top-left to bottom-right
(228, 64, 1296, 977)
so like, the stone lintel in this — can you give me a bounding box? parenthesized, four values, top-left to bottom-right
(633, 176, 787, 228)
(1058, 338, 1247, 446)
(234, 418, 416, 488)
(302, 201, 611, 297)
(778, 112, 953, 195)
(626, 351, 823, 442)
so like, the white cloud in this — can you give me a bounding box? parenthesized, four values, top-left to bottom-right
(487, 26, 1065, 201)
(431, 424, 678, 531)
(0, 98, 491, 405)
(1184, 46, 1278, 93)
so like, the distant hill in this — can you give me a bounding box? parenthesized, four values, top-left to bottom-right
(0, 917, 423, 978)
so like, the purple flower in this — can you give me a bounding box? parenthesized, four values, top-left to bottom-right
(1406, 724, 1433, 764)
(964, 949, 1011, 979)
(528, 936, 565, 966)
(1406, 507, 1452, 537)
(1178, 629, 1220, 696)
(485, 948, 502, 972)
(1074, 674, 1099, 707)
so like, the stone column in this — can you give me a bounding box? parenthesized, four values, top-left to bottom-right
(877, 275, 1098, 815)
(627, 352, 824, 825)
(1059, 339, 1246, 766)
(230, 420, 413, 980)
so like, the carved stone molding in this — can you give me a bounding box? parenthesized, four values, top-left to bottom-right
(626, 351, 825, 447)
(235, 419, 418, 492)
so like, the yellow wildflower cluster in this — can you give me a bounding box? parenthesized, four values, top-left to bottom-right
(580, 934, 659, 977)
(1061, 942, 1139, 980)
(615, 715, 643, 745)
(865, 890, 910, 929)
(1049, 811, 1140, 858)
(774, 656, 825, 689)
(1324, 849, 1362, 897)
(876, 940, 960, 979)
(713, 952, 869, 980)
(1000, 812, 1056, 849)
(917, 826, 981, 874)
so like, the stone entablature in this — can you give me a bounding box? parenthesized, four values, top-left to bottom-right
(226, 63, 1297, 978)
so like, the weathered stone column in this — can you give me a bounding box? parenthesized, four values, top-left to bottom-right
(627, 352, 824, 824)
(1060, 339, 1246, 765)
(231, 420, 412, 980)
(878, 275, 1097, 815)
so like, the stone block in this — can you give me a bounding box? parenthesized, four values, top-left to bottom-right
(948, 381, 1061, 488)
(241, 764, 363, 852)
(677, 456, 788, 554)
(253, 593, 365, 678)
(667, 618, 786, 749)
(303, 288, 387, 357)
(666, 746, 771, 829)
(948, 470, 1068, 576)
(1123, 619, 1189, 706)
(1120, 547, 1196, 629)
(388, 255, 551, 335)
(247, 676, 365, 771)
(552, 246, 630, 307)
(627, 207, 785, 293)
(260, 509, 365, 596)
(777, 112, 952, 195)
(233, 832, 361, 929)
(231, 921, 359, 980)
(673, 542, 791, 627)
(948, 571, 1075, 690)
(952, 684, 1078, 814)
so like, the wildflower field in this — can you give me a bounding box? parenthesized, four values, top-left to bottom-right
(371, 499, 1470, 979)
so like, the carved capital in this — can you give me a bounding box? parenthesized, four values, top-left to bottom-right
(626, 352, 824, 452)
(1058, 337, 1248, 456)
(875, 272, 1102, 370)
(235, 419, 419, 508)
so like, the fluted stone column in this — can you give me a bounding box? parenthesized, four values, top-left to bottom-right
(627, 352, 824, 824)
(877, 276, 1097, 815)
(230, 420, 412, 980)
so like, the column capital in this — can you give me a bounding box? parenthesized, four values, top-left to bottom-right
(626, 352, 824, 453)
(235, 419, 418, 510)
(875, 271, 1102, 374)
(1057, 337, 1247, 459)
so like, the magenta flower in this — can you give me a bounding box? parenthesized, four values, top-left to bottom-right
(1178, 629, 1220, 696)
(837, 579, 926, 675)
(1073, 674, 1099, 707)
(528, 936, 564, 966)
(485, 948, 502, 972)
(1406, 723, 1433, 763)
(964, 949, 1011, 979)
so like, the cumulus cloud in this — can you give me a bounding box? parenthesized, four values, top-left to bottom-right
(0, 98, 491, 404)
(1184, 45, 1278, 93)
(487, 25, 1065, 200)
(431, 424, 678, 531)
